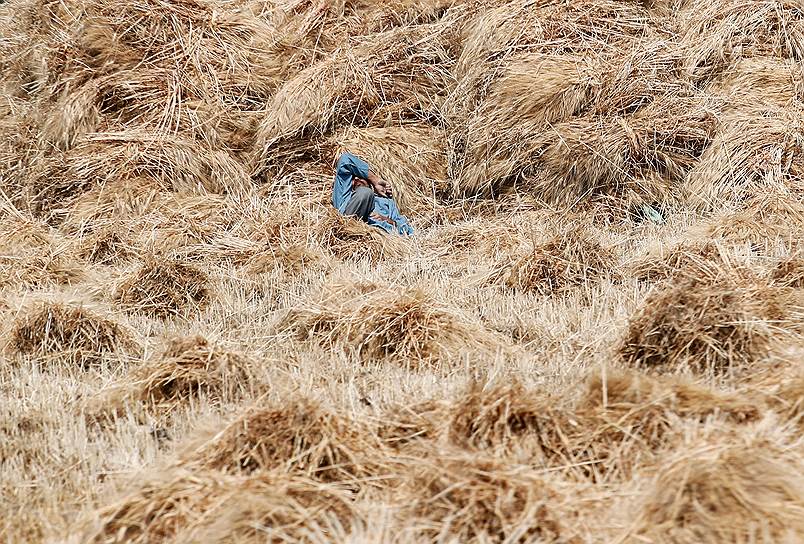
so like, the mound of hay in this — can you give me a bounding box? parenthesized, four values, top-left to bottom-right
(740, 348, 804, 429)
(619, 273, 792, 375)
(446, 382, 568, 455)
(315, 208, 408, 263)
(0, 216, 86, 289)
(769, 255, 804, 288)
(630, 238, 733, 283)
(245, 243, 326, 276)
(280, 279, 501, 367)
(79, 469, 358, 543)
(376, 399, 446, 450)
(495, 223, 617, 295)
(572, 369, 762, 482)
(400, 455, 569, 542)
(250, 22, 454, 176)
(9, 301, 138, 367)
(631, 437, 804, 543)
(116, 258, 210, 318)
(183, 398, 384, 483)
(92, 335, 256, 422)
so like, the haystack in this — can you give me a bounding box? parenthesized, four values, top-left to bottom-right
(79, 469, 358, 543)
(446, 381, 569, 456)
(8, 300, 139, 367)
(400, 454, 569, 542)
(618, 272, 793, 375)
(494, 223, 617, 295)
(572, 369, 762, 481)
(280, 279, 501, 367)
(630, 238, 732, 283)
(250, 22, 454, 177)
(683, 106, 804, 209)
(315, 208, 408, 263)
(116, 258, 210, 318)
(182, 398, 385, 483)
(631, 436, 804, 543)
(245, 243, 326, 276)
(679, 0, 804, 82)
(92, 335, 256, 422)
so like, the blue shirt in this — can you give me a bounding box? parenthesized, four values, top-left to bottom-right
(332, 152, 414, 235)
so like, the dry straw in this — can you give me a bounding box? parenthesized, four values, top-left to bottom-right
(116, 257, 210, 318)
(280, 278, 502, 367)
(8, 300, 139, 368)
(619, 271, 796, 375)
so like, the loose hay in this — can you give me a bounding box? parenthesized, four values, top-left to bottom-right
(80, 469, 358, 543)
(631, 435, 804, 543)
(280, 279, 502, 367)
(400, 454, 571, 543)
(116, 258, 210, 318)
(619, 273, 794, 375)
(9, 300, 138, 367)
(182, 398, 385, 484)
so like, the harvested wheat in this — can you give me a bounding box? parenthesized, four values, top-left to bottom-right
(116, 258, 210, 318)
(8, 300, 139, 367)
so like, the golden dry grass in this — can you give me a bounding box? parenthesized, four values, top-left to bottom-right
(1, 0, 804, 541)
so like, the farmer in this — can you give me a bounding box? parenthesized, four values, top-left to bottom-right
(332, 151, 414, 235)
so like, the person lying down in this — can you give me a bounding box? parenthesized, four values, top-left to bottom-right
(331, 151, 414, 235)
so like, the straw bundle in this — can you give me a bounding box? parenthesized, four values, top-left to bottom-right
(183, 398, 385, 483)
(130, 335, 253, 408)
(630, 239, 732, 283)
(631, 436, 804, 543)
(446, 382, 569, 456)
(315, 208, 409, 263)
(250, 22, 454, 176)
(245, 243, 326, 275)
(619, 273, 793, 375)
(9, 301, 139, 367)
(495, 223, 617, 295)
(401, 455, 567, 542)
(679, 0, 804, 82)
(683, 106, 804, 208)
(116, 258, 210, 318)
(769, 255, 804, 288)
(710, 57, 804, 108)
(331, 125, 448, 216)
(80, 468, 358, 543)
(572, 369, 762, 481)
(281, 279, 500, 367)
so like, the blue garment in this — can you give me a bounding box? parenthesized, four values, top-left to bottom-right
(332, 152, 414, 235)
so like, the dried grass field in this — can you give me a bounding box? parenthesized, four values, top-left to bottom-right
(1, 0, 804, 542)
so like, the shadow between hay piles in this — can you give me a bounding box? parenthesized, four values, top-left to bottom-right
(181, 398, 386, 485)
(619, 271, 796, 376)
(116, 258, 210, 318)
(78, 469, 359, 544)
(629, 434, 804, 543)
(7, 300, 140, 368)
(280, 280, 503, 368)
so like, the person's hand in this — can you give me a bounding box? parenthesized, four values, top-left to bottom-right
(373, 178, 392, 198)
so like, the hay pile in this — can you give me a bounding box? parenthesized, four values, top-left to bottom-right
(182, 398, 385, 484)
(631, 435, 804, 543)
(92, 335, 255, 420)
(8, 300, 138, 367)
(116, 258, 210, 318)
(619, 271, 795, 375)
(492, 222, 617, 295)
(280, 279, 501, 367)
(80, 469, 358, 543)
(400, 455, 570, 542)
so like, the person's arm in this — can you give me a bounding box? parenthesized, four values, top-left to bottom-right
(366, 169, 392, 198)
(332, 152, 370, 211)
